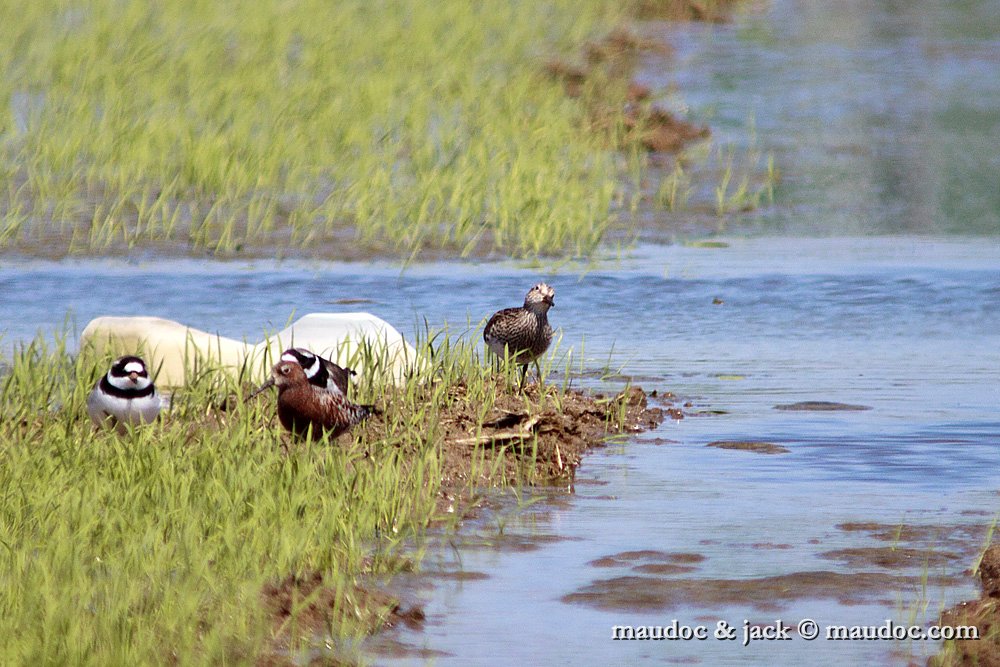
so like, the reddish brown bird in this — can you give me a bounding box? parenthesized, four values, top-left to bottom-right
(262, 360, 377, 439)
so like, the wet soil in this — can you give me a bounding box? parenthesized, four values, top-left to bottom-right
(544, 26, 709, 155)
(259, 572, 426, 664)
(563, 520, 991, 620)
(773, 401, 873, 411)
(563, 570, 962, 613)
(931, 545, 1000, 667)
(633, 0, 740, 23)
(836, 521, 988, 545)
(588, 550, 707, 574)
(356, 383, 668, 489)
(706, 439, 790, 454)
(254, 384, 667, 662)
(820, 547, 962, 570)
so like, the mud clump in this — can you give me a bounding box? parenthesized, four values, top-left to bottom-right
(981, 545, 1000, 598)
(589, 550, 706, 576)
(260, 571, 425, 657)
(387, 383, 667, 488)
(820, 547, 961, 570)
(590, 550, 706, 567)
(931, 545, 1000, 667)
(835, 521, 989, 548)
(563, 570, 961, 613)
(633, 0, 740, 23)
(543, 26, 709, 155)
(774, 401, 872, 411)
(633, 563, 699, 575)
(707, 440, 790, 455)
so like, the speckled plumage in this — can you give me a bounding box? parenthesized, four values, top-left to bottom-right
(87, 355, 162, 432)
(484, 283, 555, 387)
(270, 361, 376, 439)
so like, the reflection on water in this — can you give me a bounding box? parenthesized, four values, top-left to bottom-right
(644, 0, 1000, 235)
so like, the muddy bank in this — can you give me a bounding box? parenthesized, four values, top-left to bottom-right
(563, 519, 989, 619)
(259, 572, 426, 665)
(544, 25, 709, 155)
(355, 383, 668, 489)
(931, 544, 1000, 666)
(564, 569, 962, 613)
(707, 439, 790, 454)
(257, 384, 668, 661)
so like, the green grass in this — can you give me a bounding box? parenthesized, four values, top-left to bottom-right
(0, 0, 636, 259)
(0, 327, 625, 663)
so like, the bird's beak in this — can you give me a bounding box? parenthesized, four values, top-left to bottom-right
(247, 377, 275, 400)
(128, 371, 139, 382)
(546, 296, 555, 307)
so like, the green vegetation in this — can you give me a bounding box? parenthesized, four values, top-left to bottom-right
(0, 329, 636, 663)
(653, 134, 778, 220)
(0, 0, 638, 259)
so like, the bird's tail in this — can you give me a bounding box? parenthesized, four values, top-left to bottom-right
(347, 403, 381, 426)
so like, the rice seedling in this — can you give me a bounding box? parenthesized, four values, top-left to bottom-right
(655, 159, 693, 211)
(0, 0, 644, 260)
(0, 322, 652, 663)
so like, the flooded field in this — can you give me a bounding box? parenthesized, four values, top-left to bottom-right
(3, 237, 998, 664)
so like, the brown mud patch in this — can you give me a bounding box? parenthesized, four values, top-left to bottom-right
(632, 563, 699, 575)
(259, 571, 425, 661)
(446, 532, 579, 554)
(563, 570, 962, 613)
(931, 545, 1000, 667)
(707, 440, 790, 454)
(589, 550, 706, 575)
(774, 401, 872, 411)
(355, 383, 667, 490)
(820, 547, 961, 570)
(251, 383, 669, 661)
(543, 26, 709, 155)
(591, 549, 705, 563)
(426, 570, 491, 582)
(835, 521, 990, 548)
(633, 0, 740, 23)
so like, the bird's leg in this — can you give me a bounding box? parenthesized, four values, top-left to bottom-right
(518, 364, 529, 392)
(533, 359, 543, 388)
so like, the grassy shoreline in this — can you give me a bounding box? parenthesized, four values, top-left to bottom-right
(0, 332, 666, 663)
(1, 0, 634, 259)
(0, 1, 758, 262)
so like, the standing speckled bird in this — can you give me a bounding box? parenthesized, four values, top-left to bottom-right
(260, 360, 377, 440)
(87, 355, 163, 432)
(483, 282, 555, 390)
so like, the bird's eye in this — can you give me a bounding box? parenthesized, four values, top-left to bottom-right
(281, 365, 290, 374)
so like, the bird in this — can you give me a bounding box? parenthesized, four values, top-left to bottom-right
(87, 355, 162, 432)
(257, 360, 377, 440)
(248, 347, 355, 401)
(483, 282, 555, 390)
(277, 347, 355, 396)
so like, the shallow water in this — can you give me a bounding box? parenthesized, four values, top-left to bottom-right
(2, 237, 999, 664)
(642, 0, 1000, 236)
